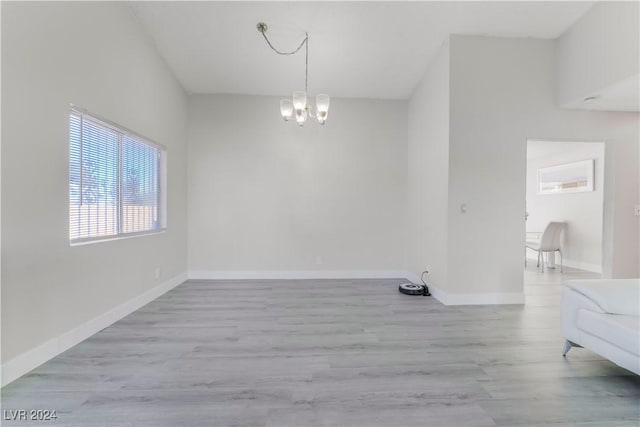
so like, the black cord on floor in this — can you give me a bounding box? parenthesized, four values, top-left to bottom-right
(421, 271, 432, 296)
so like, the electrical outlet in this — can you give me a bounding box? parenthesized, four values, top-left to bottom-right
(315, 256, 322, 265)
(635, 205, 640, 216)
(154, 267, 161, 279)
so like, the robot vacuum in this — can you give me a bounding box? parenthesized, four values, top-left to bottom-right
(399, 283, 426, 296)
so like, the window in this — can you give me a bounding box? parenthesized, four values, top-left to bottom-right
(69, 108, 165, 244)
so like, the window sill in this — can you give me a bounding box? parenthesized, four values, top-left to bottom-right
(70, 229, 166, 246)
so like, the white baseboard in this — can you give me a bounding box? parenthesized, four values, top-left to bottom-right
(401, 271, 523, 305)
(0, 272, 187, 388)
(410, 282, 523, 306)
(525, 255, 602, 273)
(562, 259, 602, 274)
(190, 270, 524, 305)
(425, 284, 447, 304)
(403, 271, 421, 285)
(432, 289, 525, 305)
(188, 270, 411, 280)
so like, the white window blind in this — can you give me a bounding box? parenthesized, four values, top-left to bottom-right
(69, 109, 163, 243)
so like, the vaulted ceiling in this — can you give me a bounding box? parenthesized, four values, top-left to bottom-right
(130, 1, 594, 99)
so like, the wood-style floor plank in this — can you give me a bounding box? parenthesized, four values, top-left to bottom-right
(2, 266, 638, 426)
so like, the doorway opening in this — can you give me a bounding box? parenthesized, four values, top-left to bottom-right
(525, 140, 605, 291)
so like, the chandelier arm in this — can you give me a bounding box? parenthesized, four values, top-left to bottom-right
(307, 105, 316, 118)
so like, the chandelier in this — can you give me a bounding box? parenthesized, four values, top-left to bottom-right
(257, 22, 330, 126)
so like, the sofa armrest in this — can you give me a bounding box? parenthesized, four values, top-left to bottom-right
(564, 279, 640, 316)
(561, 287, 604, 344)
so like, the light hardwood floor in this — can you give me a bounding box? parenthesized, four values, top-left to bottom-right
(2, 266, 639, 426)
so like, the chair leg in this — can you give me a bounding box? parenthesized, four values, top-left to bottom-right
(541, 251, 545, 273)
(559, 249, 563, 273)
(536, 250, 540, 267)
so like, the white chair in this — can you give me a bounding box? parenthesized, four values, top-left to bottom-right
(526, 221, 565, 272)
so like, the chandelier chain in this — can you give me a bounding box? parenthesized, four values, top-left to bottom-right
(259, 29, 309, 94)
(304, 33, 309, 93)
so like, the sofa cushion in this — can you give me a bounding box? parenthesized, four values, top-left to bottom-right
(577, 309, 640, 357)
(564, 279, 640, 316)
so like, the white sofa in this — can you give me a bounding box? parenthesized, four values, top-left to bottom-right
(561, 278, 640, 375)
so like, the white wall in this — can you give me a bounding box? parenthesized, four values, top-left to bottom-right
(407, 41, 450, 289)
(526, 141, 605, 273)
(447, 35, 639, 300)
(556, 1, 639, 107)
(1, 2, 188, 371)
(187, 95, 407, 275)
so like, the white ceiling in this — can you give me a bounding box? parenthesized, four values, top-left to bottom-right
(563, 73, 640, 112)
(130, 1, 594, 99)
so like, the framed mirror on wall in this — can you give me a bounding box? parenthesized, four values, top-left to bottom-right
(537, 159, 594, 195)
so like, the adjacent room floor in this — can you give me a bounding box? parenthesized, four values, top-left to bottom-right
(2, 268, 638, 426)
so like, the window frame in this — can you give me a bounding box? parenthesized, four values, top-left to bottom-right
(69, 106, 167, 246)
